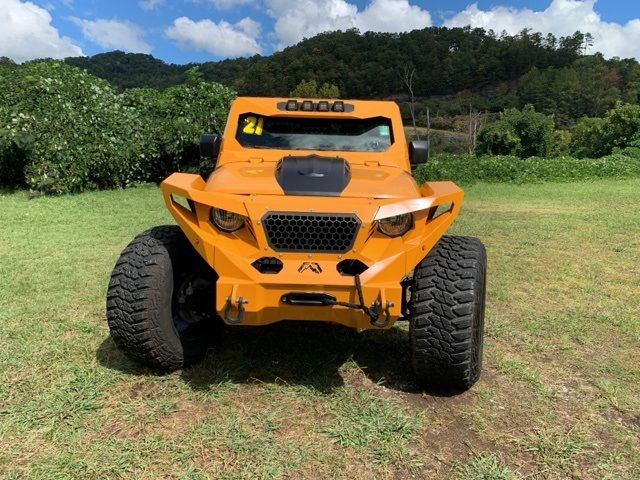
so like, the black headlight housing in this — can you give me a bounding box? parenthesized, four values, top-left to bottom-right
(378, 213, 413, 237)
(210, 208, 245, 233)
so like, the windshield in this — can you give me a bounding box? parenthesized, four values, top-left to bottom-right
(236, 114, 393, 152)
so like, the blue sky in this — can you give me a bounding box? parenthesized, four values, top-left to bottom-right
(2, 0, 640, 64)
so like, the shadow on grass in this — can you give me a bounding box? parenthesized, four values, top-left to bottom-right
(0, 186, 23, 195)
(97, 321, 461, 397)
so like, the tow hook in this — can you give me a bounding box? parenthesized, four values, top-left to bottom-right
(369, 299, 393, 329)
(223, 296, 247, 324)
(321, 274, 393, 328)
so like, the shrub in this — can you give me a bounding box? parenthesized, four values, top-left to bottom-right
(0, 109, 33, 187)
(0, 61, 148, 193)
(551, 130, 572, 156)
(571, 103, 640, 158)
(477, 105, 554, 158)
(153, 75, 235, 178)
(0, 61, 235, 194)
(603, 103, 640, 150)
(475, 121, 521, 156)
(123, 76, 235, 180)
(413, 151, 640, 185)
(570, 117, 607, 158)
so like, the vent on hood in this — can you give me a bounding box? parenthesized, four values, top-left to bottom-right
(275, 155, 351, 196)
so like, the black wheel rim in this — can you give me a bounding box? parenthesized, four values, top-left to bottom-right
(173, 274, 214, 333)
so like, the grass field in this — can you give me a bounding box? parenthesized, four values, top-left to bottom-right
(1, 179, 639, 479)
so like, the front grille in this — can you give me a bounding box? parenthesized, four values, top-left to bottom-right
(262, 212, 360, 253)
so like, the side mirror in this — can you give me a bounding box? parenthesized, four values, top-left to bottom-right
(409, 140, 429, 167)
(200, 134, 221, 160)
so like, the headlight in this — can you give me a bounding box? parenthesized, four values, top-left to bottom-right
(378, 213, 412, 237)
(210, 208, 245, 233)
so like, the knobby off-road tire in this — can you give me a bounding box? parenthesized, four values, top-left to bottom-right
(410, 235, 487, 390)
(106, 225, 222, 370)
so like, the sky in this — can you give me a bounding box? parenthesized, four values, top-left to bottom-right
(1, 0, 639, 64)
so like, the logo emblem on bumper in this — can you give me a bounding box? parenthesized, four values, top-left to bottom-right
(298, 262, 323, 274)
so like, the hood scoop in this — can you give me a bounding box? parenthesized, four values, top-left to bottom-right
(275, 154, 351, 196)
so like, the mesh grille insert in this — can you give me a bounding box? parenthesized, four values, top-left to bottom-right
(262, 212, 360, 253)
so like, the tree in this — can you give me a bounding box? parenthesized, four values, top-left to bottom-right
(63, 26, 591, 101)
(0, 56, 16, 68)
(467, 105, 486, 154)
(290, 79, 340, 98)
(582, 32, 594, 55)
(402, 64, 419, 139)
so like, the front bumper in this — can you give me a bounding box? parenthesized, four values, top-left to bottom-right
(160, 173, 463, 329)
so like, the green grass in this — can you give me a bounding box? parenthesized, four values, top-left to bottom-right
(1, 179, 639, 479)
(454, 454, 512, 480)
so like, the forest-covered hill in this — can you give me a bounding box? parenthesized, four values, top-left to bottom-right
(66, 27, 590, 95)
(64, 27, 640, 126)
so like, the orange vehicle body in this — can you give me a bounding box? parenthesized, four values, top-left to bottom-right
(160, 97, 463, 329)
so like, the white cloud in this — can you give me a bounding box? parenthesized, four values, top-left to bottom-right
(444, 0, 640, 59)
(71, 17, 151, 54)
(266, 0, 432, 48)
(209, 0, 252, 10)
(139, 0, 164, 10)
(0, 0, 82, 62)
(166, 17, 262, 57)
(355, 0, 432, 33)
(235, 17, 261, 38)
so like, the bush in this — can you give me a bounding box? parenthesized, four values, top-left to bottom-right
(0, 110, 33, 187)
(123, 72, 235, 180)
(153, 73, 235, 178)
(0, 62, 235, 194)
(413, 151, 640, 185)
(550, 130, 572, 156)
(570, 117, 607, 158)
(475, 121, 521, 156)
(603, 103, 640, 150)
(571, 103, 640, 158)
(0, 61, 149, 193)
(477, 106, 554, 158)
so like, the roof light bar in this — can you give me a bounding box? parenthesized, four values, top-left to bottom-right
(317, 101, 330, 112)
(276, 99, 353, 112)
(332, 101, 345, 112)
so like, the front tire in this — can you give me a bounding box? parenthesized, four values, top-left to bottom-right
(410, 235, 487, 390)
(106, 225, 221, 370)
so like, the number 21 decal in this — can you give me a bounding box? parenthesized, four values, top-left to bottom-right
(243, 116, 264, 135)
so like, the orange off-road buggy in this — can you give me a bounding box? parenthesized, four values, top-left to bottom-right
(107, 97, 486, 390)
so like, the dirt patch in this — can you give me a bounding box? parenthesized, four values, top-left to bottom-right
(602, 409, 640, 431)
(345, 364, 515, 477)
(128, 379, 163, 399)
